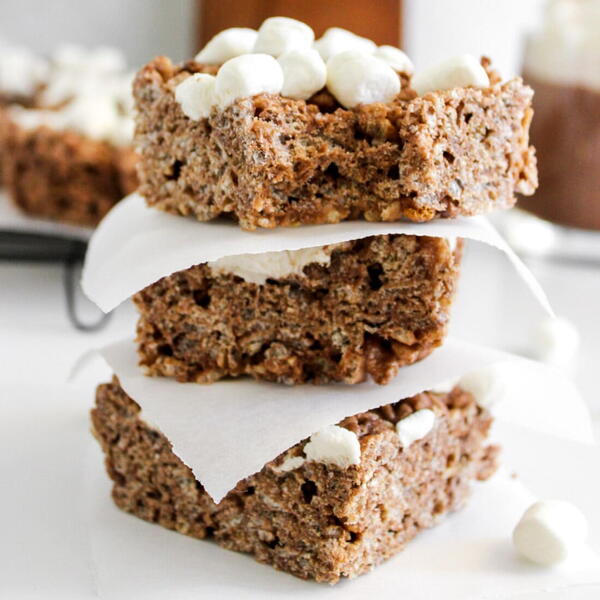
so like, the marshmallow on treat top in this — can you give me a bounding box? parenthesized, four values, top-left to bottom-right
(195, 28, 258, 65)
(411, 54, 490, 96)
(253, 17, 314, 56)
(214, 53, 283, 109)
(326, 51, 401, 108)
(278, 48, 327, 100)
(175, 73, 216, 120)
(374, 45, 414, 74)
(314, 27, 377, 61)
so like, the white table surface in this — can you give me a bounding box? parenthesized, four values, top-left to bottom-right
(1, 239, 599, 598)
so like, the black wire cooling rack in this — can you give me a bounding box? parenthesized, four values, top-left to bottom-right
(0, 231, 111, 331)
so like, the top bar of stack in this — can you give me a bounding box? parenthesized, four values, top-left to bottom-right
(133, 23, 537, 230)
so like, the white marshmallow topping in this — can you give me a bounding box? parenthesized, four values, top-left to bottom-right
(195, 28, 258, 65)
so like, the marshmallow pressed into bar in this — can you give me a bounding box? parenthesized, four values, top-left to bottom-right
(207, 245, 332, 285)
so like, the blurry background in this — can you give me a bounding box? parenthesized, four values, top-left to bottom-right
(0, 0, 196, 65)
(0, 0, 546, 76)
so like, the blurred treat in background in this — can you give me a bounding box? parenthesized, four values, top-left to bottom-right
(0, 0, 195, 229)
(0, 43, 137, 227)
(521, 0, 600, 231)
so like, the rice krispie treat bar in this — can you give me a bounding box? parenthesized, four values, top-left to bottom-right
(134, 234, 461, 385)
(92, 377, 498, 583)
(133, 19, 536, 230)
(0, 45, 138, 227)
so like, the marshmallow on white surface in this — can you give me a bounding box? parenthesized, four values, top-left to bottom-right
(531, 316, 580, 369)
(214, 54, 283, 109)
(411, 54, 490, 96)
(513, 500, 588, 566)
(278, 48, 326, 100)
(253, 17, 314, 56)
(374, 45, 414, 74)
(396, 409, 436, 448)
(458, 364, 507, 408)
(303, 425, 361, 468)
(175, 73, 216, 120)
(313, 27, 376, 61)
(326, 51, 401, 108)
(195, 28, 258, 64)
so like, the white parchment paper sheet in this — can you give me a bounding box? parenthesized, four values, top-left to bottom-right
(82, 193, 552, 314)
(0, 191, 92, 240)
(101, 338, 593, 503)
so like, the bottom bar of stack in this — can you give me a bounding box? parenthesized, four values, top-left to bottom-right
(92, 378, 499, 584)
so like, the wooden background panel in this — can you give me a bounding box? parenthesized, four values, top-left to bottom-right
(198, 0, 403, 50)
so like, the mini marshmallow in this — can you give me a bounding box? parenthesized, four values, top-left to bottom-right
(458, 364, 507, 409)
(513, 500, 588, 566)
(303, 425, 361, 468)
(278, 48, 326, 100)
(531, 316, 580, 368)
(326, 51, 400, 108)
(253, 17, 314, 56)
(411, 54, 490, 96)
(313, 27, 376, 61)
(396, 409, 436, 448)
(195, 28, 258, 64)
(214, 54, 283, 108)
(374, 45, 414, 74)
(175, 73, 216, 120)
(273, 455, 306, 473)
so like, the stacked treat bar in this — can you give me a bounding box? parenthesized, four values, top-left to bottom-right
(90, 18, 537, 583)
(0, 44, 137, 226)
